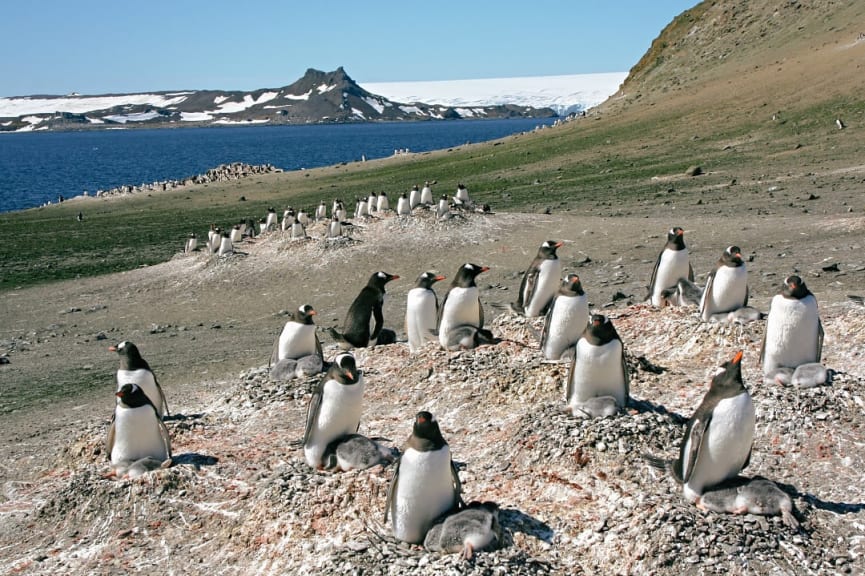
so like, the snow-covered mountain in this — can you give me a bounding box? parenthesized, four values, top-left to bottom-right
(0, 69, 625, 132)
(363, 72, 627, 116)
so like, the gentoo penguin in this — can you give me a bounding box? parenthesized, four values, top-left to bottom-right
(406, 271, 446, 353)
(110, 341, 168, 418)
(513, 240, 564, 317)
(409, 185, 421, 210)
(302, 353, 364, 469)
(270, 304, 322, 364)
(377, 192, 389, 212)
(436, 194, 451, 220)
(327, 214, 343, 239)
(322, 433, 397, 471)
(699, 246, 749, 321)
(367, 192, 378, 213)
(355, 197, 369, 218)
(244, 218, 257, 238)
(420, 181, 433, 205)
(760, 275, 823, 379)
(208, 226, 221, 253)
(184, 232, 197, 253)
(566, 314, 629, 417)
(697, 476, 798, 529)
(281, 208, 296, 231)
(396, 192, 411, 216)
(107, 383, 172, 478)
(264, 207, 278, 232)
(540, 273, 589, 361)
(385, 411, 463, 544)
(230, 224, 243, 243)
(297, 208, 310, 227)
(454, 183, 471, 206)
(645, 350, 755, 503)
(290, 219, 306, 240)
(217, 231, 233, 256)
(335, 200, 347, 222)
(336, 271, 400, 348)
(424, 501, 502, 559)
(315, 201, 327, 221)
(647, 227, 694, 307)
(438, 263, 489, 350)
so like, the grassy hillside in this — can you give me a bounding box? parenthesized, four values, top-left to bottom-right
(2, 0, 863, 290)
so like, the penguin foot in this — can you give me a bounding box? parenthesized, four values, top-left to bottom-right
(461, 542, 475, 560)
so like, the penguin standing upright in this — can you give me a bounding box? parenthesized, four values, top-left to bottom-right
(315, 201, 327, 221)
(513, 240, 564, 317)
(377, 192, 389, 212)
(110, 341, 168, 418)
(541, 273, 589, 361)
(184, 232, 197, 253)
(327, 214, 343, 239)
(355, 197, 369, 218)
(208, 226, 221, 252)
(297, 208, 310, 227)
(264, 207, 278, 232)
(436, 194, 450, 220)
(107, 383, 172, 477)
(700, 246, 749, 321)
(303, 353, 364, 469)
(385, 412, 463, 544)
(406, 271, 446, 353)
(335, 200, 347, 222)
(566, 314, 629, 417)
(454, 183, 471, 206)
(396, 192, 411, 216)
(760, 275, 823, 377)
(647, 227, 694, 307)
(336, 271, 399, 348)
(290, 219, 306, 240)
(645, 350, 755, 503)
(420, 181, 434, 205)
(217, 231, 233, 256)
(230, 224, 243, 243)
(282, 208, 296, 231)
(409, 185, 421, 210)
(270, 304, 322, 364)
(367, 192, 378, 213)
(438, 263, 489, 349)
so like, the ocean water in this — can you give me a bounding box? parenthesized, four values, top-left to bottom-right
(0, 118, 555, 213)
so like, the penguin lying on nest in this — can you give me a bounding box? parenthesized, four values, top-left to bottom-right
(424, 501, 502, 559)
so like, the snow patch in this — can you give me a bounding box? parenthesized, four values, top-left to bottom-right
(181, 112, 214, 122)
(363, 97, 385, 114)
(283, 91, 311, 101)
(212, 118, 269, 125)
(86, 117, 104, 124)
(103, 111, 161, 123)
(210, 92, 278, 114)
(316, 83, 335, 94)
(0, 94, 188, 117)
(351, 108, 366, 119)
(22, 115, 44, 124)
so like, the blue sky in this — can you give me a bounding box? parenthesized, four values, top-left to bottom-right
(2, 0, 698, 97)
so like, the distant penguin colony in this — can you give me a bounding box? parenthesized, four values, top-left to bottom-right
(147, 185, 824, 552)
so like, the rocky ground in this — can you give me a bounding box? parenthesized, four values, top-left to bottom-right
(1, 194, 864, 574)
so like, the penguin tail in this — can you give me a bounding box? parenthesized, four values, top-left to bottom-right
(641, 452, 671, 472)
(507, 302, 524, 315)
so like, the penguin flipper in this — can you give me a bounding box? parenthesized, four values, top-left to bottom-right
(681, 413, 711, 483)
(302, 381, 325, 446)
(816, 319, 824, 362)
(515, 268, 532, 313)
(451, 459, 464, 509)
(315, 334, 323, 361)
(539, 302, 554, 349)
(621, 345, 630, 406)
(384, 457, 402, 523)
(700, 271, 716, 318)
(437, 290, 451, 328)
(155, 378, 170, 419)
(743, 285, 749, 307)
(565, 344, 578, 402)
(646, 251, 664, 301)
(479, 299, 485, 329)
(370, 303, 384, 343)
(106, 415, 116, 461)
(158, 418, 173, 459)
(759, 301, 771, 366)
(688, 263, 695, 282)
(269, 329, 281, 367)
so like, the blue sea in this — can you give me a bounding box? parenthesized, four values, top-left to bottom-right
(0, 118, 555, 213)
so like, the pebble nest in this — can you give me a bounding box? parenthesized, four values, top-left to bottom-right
(1, 294, 863, 575)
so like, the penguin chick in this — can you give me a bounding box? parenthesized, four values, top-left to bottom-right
(424, 501, 502, 559)
(323, 434, 397, 471)
(442, 325, 502, 351)
(697, 476, 798, 529)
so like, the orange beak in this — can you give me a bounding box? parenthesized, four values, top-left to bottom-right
(108, 346, 117, 352)
(732, 350, 743, 364)
(435, 275, 446, 281)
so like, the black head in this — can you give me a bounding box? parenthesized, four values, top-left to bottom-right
(453, 263, 489, 287)
(781, 275, 811, 299)
(563, 273, 585, 295)
(721, 246, 744, 266)
(400, 192, 408, 199)
(294, 304, 317, 324)
(583, 314, 620, 346)
(369, 192, 376, 198)
(368, 271, 400, 289)
(665, 227, 686, 250)
(411, 411, 447, 449)
(380, 191, 387, 198)
(267, 207, 276, 213)
(412, 185, 419, 191)
(115, 383, 153, 409)
(709, 350, 745, 394)
(415, 271, 446, 289)
(109, 341, 141, 361)
(329, 353, 359, 384)
(537, 240, 564, 259)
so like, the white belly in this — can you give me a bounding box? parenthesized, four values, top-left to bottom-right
(218, 237, 233, 256)
(278, 322, 317, 361)
(265, 213, 278, 228)
(524, 259, 562, 317)
(184, 238, 197, 253)
(392, 447, 456, 544)
(397, 198, 411, 215)
(421, 187, 433, 204)
(111, 405, 168, 464)
(683, 392, 755, 501)
(291, 223, 305, 239)
(701, 265, 747, 320)
(651, 249, 690, 306)
(567, 339, 626, 406)
(230, 228, 243, 242)
(328, 221, 342, 238)
(409, 190, 421, 208)
(439, 287, 480, 348)
(377, 196, 389, 211)
(304, 378, 365, 467)
(116, 369, 163, 417)
(406, 288, 438, 353)
(762, 295, 820, 373)
(543, 294, 588, 360)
